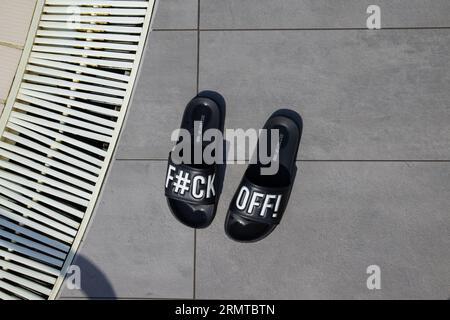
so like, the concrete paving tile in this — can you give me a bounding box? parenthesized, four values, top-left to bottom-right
(60, 160, 194, 299)
(0, 45, 22, 101)
(117, 31, 197, 159)
(200, 0, 450, 29)
(0, 0, 36, 46)
(196, 162, 450, 299)
(153, 0, 198, 29)
(199, 30, 450, 160)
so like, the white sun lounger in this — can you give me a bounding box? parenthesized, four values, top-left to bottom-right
(0, 0, 157, 300)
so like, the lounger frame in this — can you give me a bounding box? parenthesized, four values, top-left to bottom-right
(0, 0, 157, 299)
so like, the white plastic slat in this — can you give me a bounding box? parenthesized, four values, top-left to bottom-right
(0, 239, 63, 267)
(14, 102, 115, 136)
(3, 129, 103, 175)
(38, 21, 143, 34)
(21, 83, 123, 105)
(41, 15, 145, 24)
(43, 6, 147, 16)
(0, 141, 98, 186)
(0, 198, 76, 242)
(0, 160, 90, 200)
(17, 93, 117, 129)
(0, 229, 65, 259)
(23, 74, 126, 97)
(0, 270, 52, 296)
(0, 159, 91, 201)
(30, 52, 134, 69)
(7, 120, 107, 163)
(34, 38, 139, 52)
(36, 30, 141, 42)
(0, 169, 89, 207)
(32, 45, 136, 60)
(0, 208, 74, 244)
(0, 190, 80, 233)
(28, 57, 130, 82)
(0, 249, 61, 277)
(45, 0, 149, 8)
(0, 177, 85, 220)
(17, 89, 119, 122)
(26, 64, 128, 90)
(0, 290, 20, 300)
(0, 280, 44, 300)
(0, 184, 81, 231)
(0, 260, 57, 284)
(11, 111, 113, 143)
(0, 218, 70, 252)
(0, 180, 83, 226)
(0, 234, 64, 265)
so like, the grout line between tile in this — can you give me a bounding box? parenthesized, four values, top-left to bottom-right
(193, 228, 197, 300)
(196, 4, 200, 96)
(202, 27, 450, 31)
(60, 297, 190, 300)
(192, 0, 201, 301)
(153, 26, 450, 32)
(153, 28, 197, 31)
(115, 159, 450, 163)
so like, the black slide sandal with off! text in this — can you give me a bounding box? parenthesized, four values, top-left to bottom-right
(165, 94, 224, 229)
(225, 110, 302, 242)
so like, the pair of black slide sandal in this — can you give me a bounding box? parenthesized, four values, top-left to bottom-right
(165, 93, 302, 242)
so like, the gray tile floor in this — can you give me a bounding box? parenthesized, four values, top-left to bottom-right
(60, 0, 450, 299)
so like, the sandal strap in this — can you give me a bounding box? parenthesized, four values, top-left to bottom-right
(229, 176, 291, 225)
(165, 154, 216, 205)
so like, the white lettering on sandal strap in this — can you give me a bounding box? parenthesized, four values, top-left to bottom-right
(207, 174, 215, 198)
(248, 192, 264, 214)
(165, 165, 176, 188)
(235, 186, 283, 218)
(192, 176, 205, 199)
(236, 186, 250, 210)
(166, 165, 215, 200)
